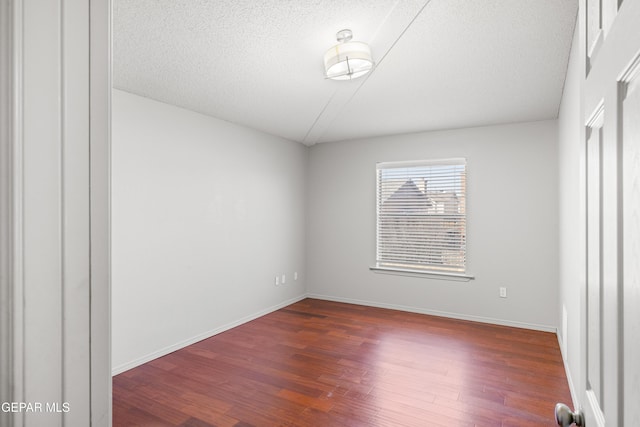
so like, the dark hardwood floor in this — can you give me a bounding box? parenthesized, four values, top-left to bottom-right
(113, 298, 571, 426)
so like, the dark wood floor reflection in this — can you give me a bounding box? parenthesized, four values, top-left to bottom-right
(113, 298, 571, 426)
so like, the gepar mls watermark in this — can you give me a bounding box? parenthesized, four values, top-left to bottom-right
(1, 402, 70, 413)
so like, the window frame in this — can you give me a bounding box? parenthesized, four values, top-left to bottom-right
(371, 158, 474, 280)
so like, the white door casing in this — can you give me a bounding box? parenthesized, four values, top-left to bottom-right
(0, 0, 111, 426)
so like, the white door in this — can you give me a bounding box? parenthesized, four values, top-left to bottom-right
(560, 0, 640, 426)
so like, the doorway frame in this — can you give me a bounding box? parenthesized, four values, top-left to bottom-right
(0, 0, 111, 425)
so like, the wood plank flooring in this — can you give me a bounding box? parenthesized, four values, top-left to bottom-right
(113, 298, 571, 426)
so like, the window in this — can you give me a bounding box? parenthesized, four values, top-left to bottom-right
(375, 158, 467, 275)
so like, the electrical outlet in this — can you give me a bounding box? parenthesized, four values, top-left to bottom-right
(282, 274, 286, 285)
(499, 287, 507, 298)
(275, 276, 279, 286)
(294, 272, 298, 280)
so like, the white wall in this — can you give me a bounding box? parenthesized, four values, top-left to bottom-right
(113, 91, 567, 373)
(307, 120, 559, 330)
(557, 20, 581, 405)
(112, 90, 308, 373)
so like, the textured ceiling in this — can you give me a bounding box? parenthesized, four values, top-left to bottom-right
(113, 0, 578, 145)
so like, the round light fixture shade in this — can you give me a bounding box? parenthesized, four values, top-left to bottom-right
(324, 29, 373, 80)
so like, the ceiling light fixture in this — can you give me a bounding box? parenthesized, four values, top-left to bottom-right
(324, 29, 374, 81)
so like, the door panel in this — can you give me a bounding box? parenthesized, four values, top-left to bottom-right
(622, 57, 640, 427)
(585, 109, 605, 425)
(602, 0, 619, 35)
(587, 0, 603, 65)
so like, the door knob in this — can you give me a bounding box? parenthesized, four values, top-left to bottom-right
(555, 403, 584, 426)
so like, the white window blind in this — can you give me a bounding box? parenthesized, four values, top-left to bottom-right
(376, 158, 467, 274)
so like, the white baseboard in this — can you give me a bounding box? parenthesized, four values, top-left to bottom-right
(557, 332, 579, 408)
(111, 294, 307, 376)
(306, 293, 557, 333)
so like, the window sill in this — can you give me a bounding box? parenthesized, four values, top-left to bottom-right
(369, 266, 475, 281)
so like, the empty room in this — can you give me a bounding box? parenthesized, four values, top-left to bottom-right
(2, 0, 640, 426)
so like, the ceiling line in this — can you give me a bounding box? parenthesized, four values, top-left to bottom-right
(555, 7, 579, 119)
(370, 0, 402, 44)
(330, 0, 436, 126)
(308, 0, 434, 145)
(373, 0, 434, 69)
(301, 87, 339, 144)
